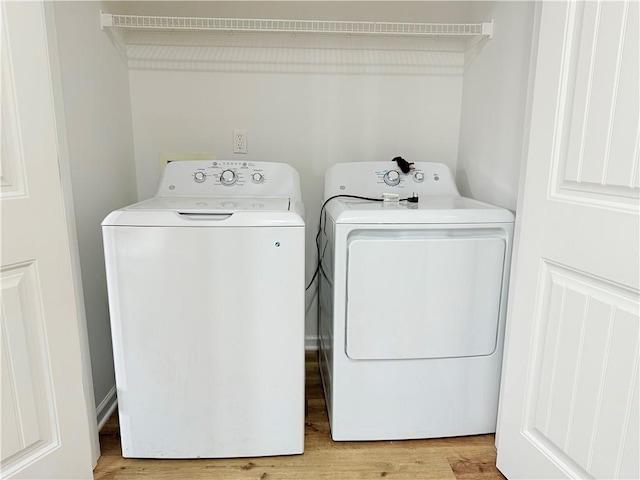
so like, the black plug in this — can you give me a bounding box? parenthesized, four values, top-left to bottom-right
(392, 156, 415, 174)
(407, 193, 419, 203)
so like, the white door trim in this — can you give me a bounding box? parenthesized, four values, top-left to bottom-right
(41, 2, 100, 465)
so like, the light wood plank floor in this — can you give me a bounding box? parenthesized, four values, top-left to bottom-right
(94, 352, 506, 480)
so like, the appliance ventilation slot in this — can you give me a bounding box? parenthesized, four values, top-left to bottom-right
(100, 12, 494, 38)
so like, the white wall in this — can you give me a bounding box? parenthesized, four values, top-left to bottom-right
(53, 1, 137, 424)
(128, 43, 464, 344)
(457, 1, 536, 211)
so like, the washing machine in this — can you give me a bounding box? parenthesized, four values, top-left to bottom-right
(102, 160, 305, 458)
(318, 161, 514, 441)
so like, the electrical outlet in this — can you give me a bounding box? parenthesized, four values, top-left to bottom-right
(233, 129, 247, 154)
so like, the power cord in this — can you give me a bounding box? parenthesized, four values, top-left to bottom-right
(305, 193, 418, 290)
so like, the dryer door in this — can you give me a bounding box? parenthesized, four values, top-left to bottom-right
(345, 227, 507, 360)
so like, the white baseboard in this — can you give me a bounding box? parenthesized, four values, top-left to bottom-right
(305, 335, 319, 351)
(96, 385, 117, 431)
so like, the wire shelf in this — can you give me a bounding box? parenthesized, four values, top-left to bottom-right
(100, 12, 493, 38)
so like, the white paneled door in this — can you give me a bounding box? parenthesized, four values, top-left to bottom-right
(1, 2, 94, 479)
(497, 2, 639, 480)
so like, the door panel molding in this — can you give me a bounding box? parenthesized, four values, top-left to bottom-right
(549, 0, 639, 212)
(0, 8, 27, 200)
(0, 262, 60, 476)
(520, 259, 639, 478)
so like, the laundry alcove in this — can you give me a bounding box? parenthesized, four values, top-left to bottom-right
(50, 0, 536, 434)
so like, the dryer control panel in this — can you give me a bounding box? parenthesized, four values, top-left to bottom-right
(156, 160, 302, 200)
(324, 161, 458, 200)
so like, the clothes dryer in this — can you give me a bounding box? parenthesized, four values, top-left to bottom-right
(103, 160, 305, 458)
(318, 161, 514, 441)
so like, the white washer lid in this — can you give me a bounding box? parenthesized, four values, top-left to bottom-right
(102, 196, 304, 227)
(327, 195, 514, 224)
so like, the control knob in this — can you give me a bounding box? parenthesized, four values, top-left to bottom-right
(383, 169, 401, 186)
(414, 172, 425, 182)
(252, 172, 264, 184)
(220, 169, 237, 186)
(194, 171, 206, 183)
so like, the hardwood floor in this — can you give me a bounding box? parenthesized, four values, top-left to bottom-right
(94, 352, 506, 479)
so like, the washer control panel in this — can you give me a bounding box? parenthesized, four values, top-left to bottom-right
(325, 161, 457, 199)
(185, 161, 267, 188)
(156, 160, 300, 199)
(375, 167, 442, 189)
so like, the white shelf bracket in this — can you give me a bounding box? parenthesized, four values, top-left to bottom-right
(482, 20, 494, 39)
(100, 11, 113, 30)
